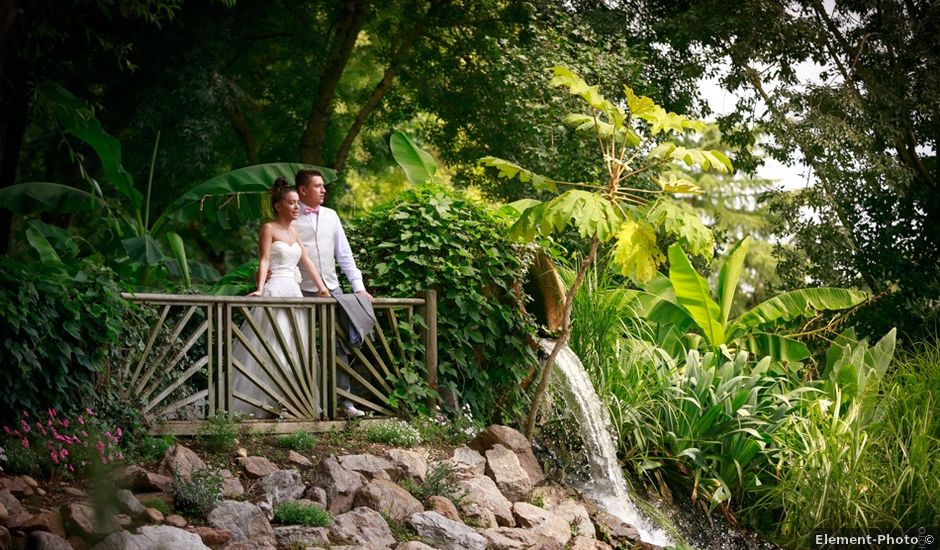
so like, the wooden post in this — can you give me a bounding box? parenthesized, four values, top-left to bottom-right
(421, 289, 438, 407)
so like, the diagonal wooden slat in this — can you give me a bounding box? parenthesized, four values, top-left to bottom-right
(372, 309, 400, 377)
(336, 389, 395, 416)
(335, 357, 392, 408)
(336, 325, 393, 395)
(231, 357, 307, 419)
(130, 304, 171, 383)
(143, 356, 210, 415)
(147, 389, 209, 423)
(136, 305, 199, 394)
(140, 320, 208, 402)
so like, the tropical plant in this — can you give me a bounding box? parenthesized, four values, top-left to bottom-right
(480, 66, 734, 436)
(0, 84, 334, 290)
(639, 237, 870, 361)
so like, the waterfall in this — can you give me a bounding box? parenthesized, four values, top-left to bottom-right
(541, 339, 671, 547)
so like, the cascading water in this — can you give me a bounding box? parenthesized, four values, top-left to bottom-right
(541, 339, 672, 547)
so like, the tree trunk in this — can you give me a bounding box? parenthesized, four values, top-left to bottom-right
(525, 235, 600, 439)
(299, 0, 370, 165)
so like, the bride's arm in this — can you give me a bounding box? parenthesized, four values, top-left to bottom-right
(248, 224, 274, 297)
(295, 230, 330, 297)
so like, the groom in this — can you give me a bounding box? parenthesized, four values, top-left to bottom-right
(294, 168, 373, 418)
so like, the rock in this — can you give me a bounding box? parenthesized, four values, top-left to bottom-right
(116, 514, 133, 528)
(35, 488, 46, 497)
(20, 510, 66, 538)
(0, 491, 26, 528)
(224, 540, 276, 550)
(427, 496, 460, 522)
(396, 542, 438, 550)
(449, 446, 486, 478)
(458, 475, 514, 527)
(0, 502, 7, 527)
(259, 469, 305, 507)
(236, 447, 248, 458)
(219, 469, 244, 499)
(512, 501, 554, 528)
(480, 527, 536, 549)
(0, 526, 9, 550)
(408, 511, 487, 550)
(26, 531, 71, 550)
(206, 500, 274, 546)
(384, 449, 427, 483)
(142, 507, 164, 524)
(353, 479, 424, 522)
(304, 487, 328, 510)
(92, 525, 210, 550)
(0, 476, 32, 497)
(63, 487, 88, 498)
(570, 536, 614, 550)
(61, 502, 120, 540)
(272, 525, 330, 547)
(551, 500, 595, 539)
(329, 507, 395, 547)
(529, 539, 566, 550)
(338, 453, 394, 480)
(157, 444, 208, 481)
(529, 484, 577, 509)
(187, 526, 231, 546)
(116, 465, 172, 492)
(308, 456, 364, 514)
(485, 444, 533, 502)
(470, 425, 545, 486)
(115, 490, 146, 517)
(594, 512, 640, 545)
(237, 456, 279, 479)
(287, 450, 312, 468)
(132, 491, 173, 512)
(164, 514, 187, 528)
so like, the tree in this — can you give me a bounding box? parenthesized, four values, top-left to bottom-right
(482, 67, 733, 437)
(624, 0, 940, 339)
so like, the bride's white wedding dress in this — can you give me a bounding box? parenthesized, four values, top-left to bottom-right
(231, 241, 318, 419)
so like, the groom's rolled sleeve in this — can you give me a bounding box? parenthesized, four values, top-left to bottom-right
(334, 219, 366, 293)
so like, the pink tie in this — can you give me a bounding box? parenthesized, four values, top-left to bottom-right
(303, 205, 319, 215)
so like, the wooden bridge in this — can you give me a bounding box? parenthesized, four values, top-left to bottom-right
(118, 291, 437, 435)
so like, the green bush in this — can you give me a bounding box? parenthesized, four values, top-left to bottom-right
(172, 468, 223, 517)
(273, 501, 332, 527)
(134, 435, 178, 463)
(197, 414, 241, 454)
(350, 185, 540, 421)
(364, 420, 422, 447)
(276, 431, 317, 452)
(0, 256, 134, 421)
(142, 497, 172, 516)
(400, 461, 466, 506)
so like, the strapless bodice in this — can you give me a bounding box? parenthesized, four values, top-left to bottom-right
(270, 241, 302, 279)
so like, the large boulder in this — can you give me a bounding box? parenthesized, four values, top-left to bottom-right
(0, 490, 27, 528)
(308, 456, 365, 514)
(458, 475, 513, 527)
(427, 496, 460, 522)
(407, 511, 487, 550)
(157, 444, 207, 481)
(206, 500, 274, 546)
(26, 531, 72, 550)
(338, 454, 394, 480)
(551, 500, 595, 539)
(329, 507, 395, 548)
(593, 512, 641, 547)
(115, 466, 172, 493)
(259, 469, 305, 507)
(353, 479, 423, 522)
(447, 447, 486, 479)
(569, 537, 614, 550)
(479, 527, 536, 549)
(272, 525, 330, 547)
(485, 444, 533, 502)
(237, 456, 279, 479)
(384, 449, 428, 483)
(92, 525, 210, 550)
(470, 425, 544, 486)
(511, 502, 571, 546)
(61, 502, 120, 541)
(219, 469, 245, 499)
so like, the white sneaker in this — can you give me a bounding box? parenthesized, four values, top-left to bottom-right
(341, 401, 365, 418)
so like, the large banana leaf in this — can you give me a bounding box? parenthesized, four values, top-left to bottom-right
(717, 237, 750, 327)
(730, 287, 869, 336)
(668, 243, 725, 347)
(166, 232, 191, 288)
(390, 131, 436, 185)
(0, 182, 111, 214)
(740, 332, 811, 362)
(156, 163, 335, 234)
(38, 84, 141, 210)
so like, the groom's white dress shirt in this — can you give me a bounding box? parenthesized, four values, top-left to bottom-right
(293, 202, 365, 294)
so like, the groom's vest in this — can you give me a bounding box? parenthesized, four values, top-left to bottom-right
(294, 207, 340, 292)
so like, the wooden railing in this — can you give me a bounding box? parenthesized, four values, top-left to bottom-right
(118, 291, 437, 435)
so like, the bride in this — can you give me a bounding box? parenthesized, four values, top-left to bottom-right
(230, 177, 330, 419)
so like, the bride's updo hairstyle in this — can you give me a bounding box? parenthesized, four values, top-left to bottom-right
(270, 176, 294, 210)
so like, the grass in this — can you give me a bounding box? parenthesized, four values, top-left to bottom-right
(276, 431, 317, 452)
(197, 414, 241, 454)
(142, 497, 172, 516)
(273, 501, 332, 527)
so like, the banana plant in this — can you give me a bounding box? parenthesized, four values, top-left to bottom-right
(643, 237, 870, 361)
(0, 84, 334, 289)
(389, 131, 438, 185)
(479, 66, 735, 436)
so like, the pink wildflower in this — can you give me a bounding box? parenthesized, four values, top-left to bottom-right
(67, 464, 74, 473)
(97, 440, 105, 454)
(86, 408, 94, 416)
(81, 430, 88, 437)
(115, 427, 122, 438)
(61, 419, 70, 428)
(60, 448, 68, 459)
(2, 426, 10, 434)
(77, 416, 84, 426)
(21, 410, 28, 418)
(21, 437, 29, 448)
(48, 408, 56, 418)
(50, 451, 59, 464)
(20, 419, 30, 432)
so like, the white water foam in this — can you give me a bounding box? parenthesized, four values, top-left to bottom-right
(541, 339, 672, 547)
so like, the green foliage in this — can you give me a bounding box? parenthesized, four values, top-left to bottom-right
(390, 131, 438, 186)
(133, 435, 177, 463)
(350, 185, 540, 421)
(142, 498, 172, 517)
(0, 254, 134, 421)
(276, 431, 317, 452)
(172, 469, 223, 518)
(197, 414, 241, 455)
(400, 461, 467, 507)
(273, 501, 332, 527)
(364, 420, 422, 448)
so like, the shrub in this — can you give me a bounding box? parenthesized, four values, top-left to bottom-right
(172, 469, 222, 517)
(0, 256, 134, 421)
(134, 435, 177, 463)
(197, 414, 241, 454)
(273, 501, 332, 527)
(276, 431, 317, 452)
(142, 497, 172, 516)
(364, 420, 421, 447)
(349, 185, 540, 422)
(412, 404, 479, 446)
(400, 461, 466, 506)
